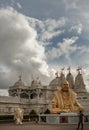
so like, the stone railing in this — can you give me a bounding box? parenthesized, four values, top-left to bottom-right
(38, 113, 89, 124)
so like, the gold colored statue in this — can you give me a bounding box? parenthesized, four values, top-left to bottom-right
(50, 80, 84, 114)
(14, 107, 24, 124)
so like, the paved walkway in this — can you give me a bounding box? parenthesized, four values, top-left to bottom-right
(0, 122, 89, 130)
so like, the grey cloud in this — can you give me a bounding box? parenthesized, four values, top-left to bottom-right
(0, 7, 54, 89)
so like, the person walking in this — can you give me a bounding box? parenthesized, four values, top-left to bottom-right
(77, 110, 84, 130)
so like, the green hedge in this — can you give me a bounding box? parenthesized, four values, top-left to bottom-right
(0, 115, 14, 120)
(0, 112, 39, 122)
(0, 114, 30, 121)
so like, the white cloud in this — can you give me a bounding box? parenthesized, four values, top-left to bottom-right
(27, 17, 66, 45)
(40, 18, 66, 42)
(0, 7, 55, 89)
(69, 23, 82, 34)
(40, 30, 63, 41)
(47, 37, 78, 60)
(78, 46, 89, 54)
(17, 2, 22, 9)
(58, 37, 78, 53)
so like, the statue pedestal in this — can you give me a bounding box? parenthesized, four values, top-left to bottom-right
(39, 113, 78, 124)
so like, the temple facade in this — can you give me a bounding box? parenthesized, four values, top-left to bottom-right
(0, 68, 89, 115)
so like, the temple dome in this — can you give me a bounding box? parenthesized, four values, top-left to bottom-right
(49, 73, 65, 89)
(13, 75, 27, 88)
(49, 77, 61, 86)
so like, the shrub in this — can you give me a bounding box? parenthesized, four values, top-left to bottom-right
(44, 109, 50, 114)
(29, 110, 38, 120)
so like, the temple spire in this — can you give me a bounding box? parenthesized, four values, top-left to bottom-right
(66, 66, 74, 89)
(75, 67, 86, 93)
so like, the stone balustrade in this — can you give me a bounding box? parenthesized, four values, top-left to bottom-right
(38, 113, 89, 124)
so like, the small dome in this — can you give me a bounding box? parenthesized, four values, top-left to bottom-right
(13, 75, 27, 88)
(31, 80, 42, 88)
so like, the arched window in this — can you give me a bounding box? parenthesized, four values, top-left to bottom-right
(20, 93, 29, 99)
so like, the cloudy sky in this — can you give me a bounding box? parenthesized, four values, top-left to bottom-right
(0, 0, 89, 95)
